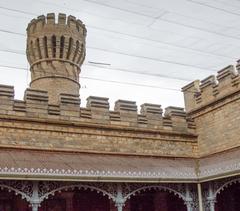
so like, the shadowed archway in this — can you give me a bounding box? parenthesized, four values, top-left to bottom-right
(0, 188, 30, 211)
(215, 181, 240, 211)
(39, 188, 113, 211)
(124, 189, 187, 211)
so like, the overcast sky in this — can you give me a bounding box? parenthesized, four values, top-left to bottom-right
(0, 0, 240, 110)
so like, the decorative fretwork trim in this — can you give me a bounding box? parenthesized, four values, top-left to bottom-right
(0, 167, 196, 179)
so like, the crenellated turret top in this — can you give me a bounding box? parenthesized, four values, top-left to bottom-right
(27, 13, 87, 38)
(26, 13, 87, 104)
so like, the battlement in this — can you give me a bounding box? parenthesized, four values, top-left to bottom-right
(27, 13, 86, 67)
(0, 85, 196, 134)
(27, 13, 86, 38)
(182, 63, 240, 113)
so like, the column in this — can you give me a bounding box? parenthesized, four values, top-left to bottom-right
(197, 183, 204, 211)
(185, 184, 193, 211)
(32, 204, 39, 211)
(207, 183, 216, 211)
(30, 181, 40, 211)
(115, 184, 125, 211)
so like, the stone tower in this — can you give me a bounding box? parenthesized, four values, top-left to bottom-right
(26, 13, 87, 104)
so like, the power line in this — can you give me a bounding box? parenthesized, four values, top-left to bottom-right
(0, 29, 25, 36)
(0, 30, 216, 71)
(34, 0, 240, 31)
(210, 0, 240, 10)
(0, 64, 28, 71)
(79, 0, 240, 40)
(86, 63, 192, 82)
(40, 0, 240, 33)
(88, 46, 215, 71)
(0, 48, 195, 82)
(156, 17, 240, 41)
(186, 0, 240, 17)
(0, 49, 25, 55)
(0, 6, 36, 16)
(0, 64, 182, 92)
(0, 29, 24, 36)
(0, 5, 236, 60)
(1, 4, 240, 45)
(131, 0, 240, 22)
(0, 17, 236, 61)
(88, 25, 236, 60)
(82, 0, 156, 18)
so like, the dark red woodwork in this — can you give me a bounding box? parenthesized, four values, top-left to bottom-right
(40, 189, 110, 211)
(0, 188, 188, 211)
(0, 190, 30, 211)
(40, 188, 187, 211)
(215, 182, 240, 211)
(126, 190, 187, 211)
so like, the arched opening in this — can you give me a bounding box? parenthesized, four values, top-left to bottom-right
(43, 36, 48, 58)
(0, 188, 30, 211)
(51, 35, 57, 58)
(36, 38, 42, 59)
(124, 189, 187, 211)
(66, 37, 73, 59)
(60, 36, 65, 58)
(39, 188, 112, 211)
(215, 181, 240, 211)
(73, 40, 80, 62)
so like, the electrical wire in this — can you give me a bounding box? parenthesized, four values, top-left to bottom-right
(88, 46, 215, 71)
(0, 29, 217, 71)
(186, 0, 240, 17)
(86, 64, 192, 82)
(89, 25, 236, 60)
(0, 20, 236, 61)
(1, 4, 240, 44)
(79, 0, 240, 40)
(0, 64, 183, 92)
(0, 48, 194, 82)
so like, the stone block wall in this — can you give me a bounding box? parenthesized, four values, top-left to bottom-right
(0, 85, 197, 157)
(183, 62, 240, 156)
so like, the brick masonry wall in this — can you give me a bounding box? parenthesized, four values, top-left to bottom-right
(0, 117, 197, 157)
(183, 64, 240, 157)
(192, 96, 240, 156)
(0, 84, 198, 158)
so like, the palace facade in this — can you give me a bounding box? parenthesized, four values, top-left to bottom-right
(0, 13, 240, 211)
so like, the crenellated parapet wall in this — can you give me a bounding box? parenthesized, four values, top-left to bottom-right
(182, 63, 240, 113)
(0, 85, 196, 134)
(0, 85, 198, 158)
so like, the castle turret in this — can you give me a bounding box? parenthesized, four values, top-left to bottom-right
(26, 13, 87, 104)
